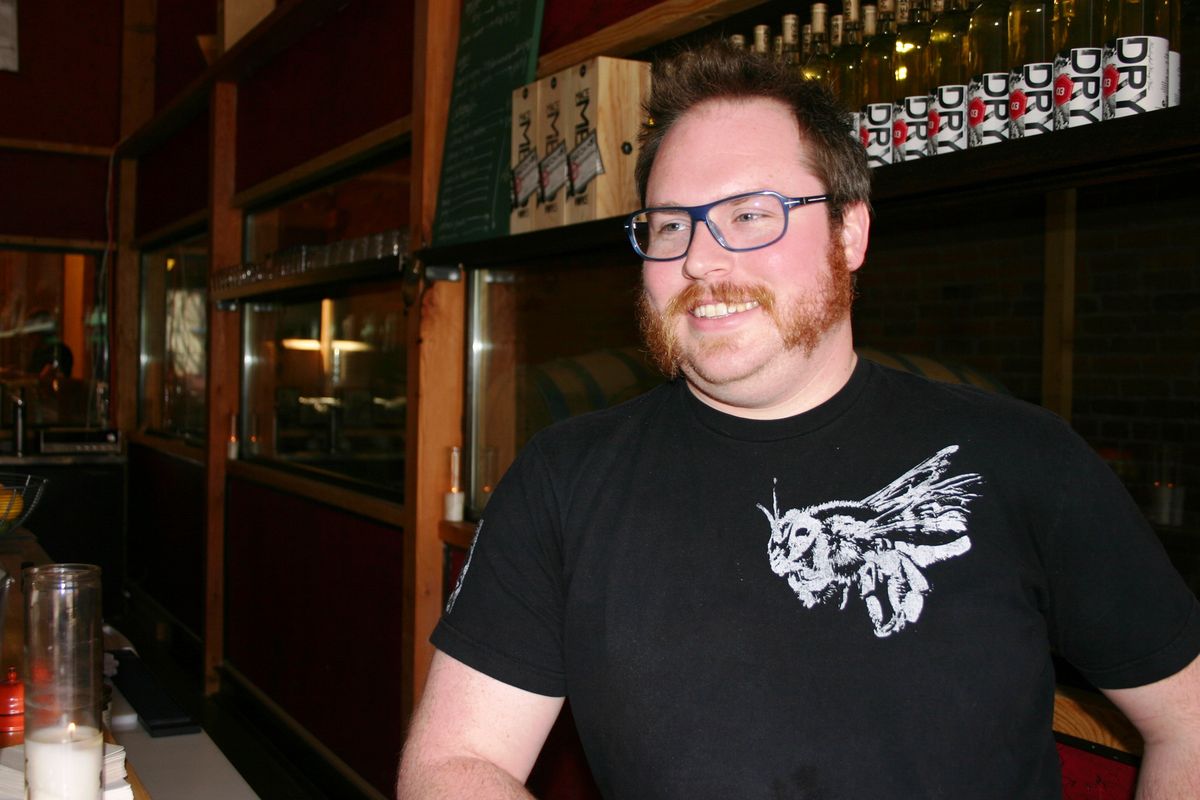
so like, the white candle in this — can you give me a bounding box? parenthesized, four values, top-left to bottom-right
(25, 723, 103, 800)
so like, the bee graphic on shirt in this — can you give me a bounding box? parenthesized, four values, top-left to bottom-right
(757, 445, 983, 637)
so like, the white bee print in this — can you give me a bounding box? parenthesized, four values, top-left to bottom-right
(758, 445, 983, 637)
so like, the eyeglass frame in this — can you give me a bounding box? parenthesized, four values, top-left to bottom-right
(624, 190, 830, 262)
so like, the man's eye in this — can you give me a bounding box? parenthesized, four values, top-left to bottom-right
(656, 219, 690, 235)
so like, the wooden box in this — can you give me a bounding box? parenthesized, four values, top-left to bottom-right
(564, 57, 651, 226)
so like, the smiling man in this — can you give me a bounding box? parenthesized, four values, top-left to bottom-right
(399, 43, 1200, 800)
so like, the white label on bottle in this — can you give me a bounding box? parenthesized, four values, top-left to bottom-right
(1102, 36, 1169, 119)
(892, 95, 931, 161)
(1009, 62, 1055, 138)
(1054, 47, 1103, 129)
(860, 102, 893, 168)
(1169, 50, 1180, 107)
(968, 72, 1010, 147)
(930, 84, 969, 154)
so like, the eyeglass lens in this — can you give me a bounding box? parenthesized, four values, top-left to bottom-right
(632, 193, 789, 260)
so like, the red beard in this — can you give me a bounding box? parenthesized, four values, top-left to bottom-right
(637, 236, 856, 379)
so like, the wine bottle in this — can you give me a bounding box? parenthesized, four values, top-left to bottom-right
(896, 0, 935, 95)
(1009, 0, 1056, 136)
(752, 24, 771, 56)
(833, 0, 867, 110)
(803, 4, 835, 84)
(860, 4, 895, 167)
(863, 0, 898, 104)
(1052, 0, 1103, 127)
(930, 0, 974, 86)
(782, 14, 802, 71)
(967, 0, 1012, 145)
(1101, 0, 1172, 117)
(929, 0, 974, 153)
(894, 0, 936, 159)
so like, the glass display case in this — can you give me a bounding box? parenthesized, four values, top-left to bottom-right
(240, 277, 407, 496)
(466, 261, 662, 516)
(139, 233, 209, 442)
(231, 156, 412, 497)
(0, 248, 111, 451)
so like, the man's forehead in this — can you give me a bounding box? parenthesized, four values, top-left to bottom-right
(648, 98, 817, 204)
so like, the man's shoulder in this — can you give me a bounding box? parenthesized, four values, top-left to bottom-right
(528, 380, 678, 450)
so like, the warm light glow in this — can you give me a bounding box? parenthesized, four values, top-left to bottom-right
(895, 66, 909, 81)
(281, 337, 373, 352)
(895, 41, 914, 53)
(166, 258, 176, 271)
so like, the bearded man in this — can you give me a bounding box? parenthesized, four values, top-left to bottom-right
(399, 42, 1200, 799)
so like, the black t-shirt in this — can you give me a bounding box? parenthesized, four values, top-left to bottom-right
(434, 359, 1200, 799)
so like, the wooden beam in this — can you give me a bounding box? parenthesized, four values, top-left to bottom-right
(133, 209, 209, 251)
(536, 0, 761, 77)
(114, 0, 155, 437)
(0, 138, 112, 158)
(204, 79, 243, 696)
(227, 460, 405, 529)
(230, 116, 412, 211)
(0, 235, 107, 252)
(404, 0, 462, 717)
(1042, 188, 1076, 421)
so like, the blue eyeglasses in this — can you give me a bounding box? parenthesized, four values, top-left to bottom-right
(625, 190, 829, 262)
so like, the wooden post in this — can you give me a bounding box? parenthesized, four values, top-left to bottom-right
(205, 80, 243, 695)
(1042, 188, 1076, 421)
(115, 0, 156, 433)
(403, 0, 463, 717)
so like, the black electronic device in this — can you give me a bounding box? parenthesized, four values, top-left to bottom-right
(37, 428, 121, 454)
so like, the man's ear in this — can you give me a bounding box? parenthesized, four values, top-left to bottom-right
(839, 201, 871, 272)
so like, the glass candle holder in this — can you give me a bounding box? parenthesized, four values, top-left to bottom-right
(23, 564, 103, 800)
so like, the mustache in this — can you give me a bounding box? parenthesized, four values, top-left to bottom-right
(663, 282, 778, 318)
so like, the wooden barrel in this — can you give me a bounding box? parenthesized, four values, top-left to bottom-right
(856, 346, 1009, 394)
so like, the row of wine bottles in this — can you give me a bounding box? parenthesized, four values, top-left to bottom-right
(731, 0, 1180, 163)
(733, 0, 1179, 107)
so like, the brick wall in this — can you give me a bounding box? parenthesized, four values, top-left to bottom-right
(1073, 170, 1200, 524)
(853, 170, 1199, 530)
(854, 189, 1047, 404)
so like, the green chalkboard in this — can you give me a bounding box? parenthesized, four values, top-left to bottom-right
(432, 0, 545, 248)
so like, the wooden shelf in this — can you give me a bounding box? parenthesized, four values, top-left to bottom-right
(210, 253, 409, 303)
(416, 104, 1200, 268)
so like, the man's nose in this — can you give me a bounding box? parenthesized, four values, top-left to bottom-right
(681, 220, 732, 281)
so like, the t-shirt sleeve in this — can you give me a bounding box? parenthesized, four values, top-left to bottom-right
(431, 437, 568, 697)
(1041, 425, 1200, 689)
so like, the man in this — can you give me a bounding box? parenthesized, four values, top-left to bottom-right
(399, 43, 1200, 798)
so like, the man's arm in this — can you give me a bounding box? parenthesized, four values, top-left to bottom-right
(397, 649, 565, 799)
(1102, 651, 1200, 800)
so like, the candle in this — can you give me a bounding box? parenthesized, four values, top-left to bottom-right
(25, 722, 103, 800)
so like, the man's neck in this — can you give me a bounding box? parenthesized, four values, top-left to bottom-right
(685, 329, 859, 420)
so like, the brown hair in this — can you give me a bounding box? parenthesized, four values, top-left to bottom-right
(635, 40, 872, 222)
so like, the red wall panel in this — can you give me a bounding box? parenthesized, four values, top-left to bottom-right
(0, 0, 121, 145)
(136, 110, 211, 238)
(0, 151, 109, 243)
(225, 477, 405, 797)
(236, 0, 414, 193)
(155, 0, 219, 112)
